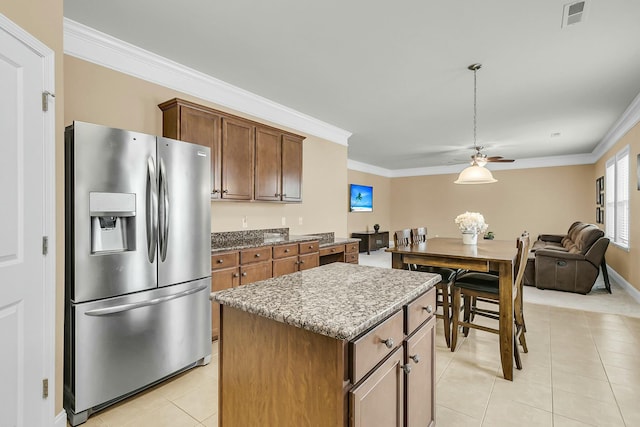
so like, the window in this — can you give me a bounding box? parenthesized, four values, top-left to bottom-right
(605, 146, 629, 249)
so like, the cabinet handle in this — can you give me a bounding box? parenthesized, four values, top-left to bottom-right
(284, 249, 290, 253)
(242, 272, 247, 277)
(308, 245, 313, 249)
(423, 305, 433, 314)
(217, 259, 224, 264)
(401, 364, 412, 374)
(212, 189, 220, 194)
(255, 253, 261, 258)
(274, 193, 280, 197)
(223, 189, 229, 194)
(331, 248, 335, 252)
(299, 260, 305, 264)
(410, 354, 421, 364)
(233, 273, 239, 278)
(381, 338, 394, 349)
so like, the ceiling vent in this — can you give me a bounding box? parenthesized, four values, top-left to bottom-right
(562, 1, 588, 27)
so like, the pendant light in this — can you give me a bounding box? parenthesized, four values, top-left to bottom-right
(455, 63, 497, 184)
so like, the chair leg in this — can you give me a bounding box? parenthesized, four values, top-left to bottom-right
(450, 286, 461, 352)
(462, 294, 471, 337)
(441, 283, 451, 348)
(514, 329, 522, 370)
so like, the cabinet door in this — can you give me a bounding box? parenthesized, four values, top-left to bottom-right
(255, 127, 282, 201)
(211, 267, 240, 340)
(221, 117, 254, 200)
(299, 253, 319, 271)
(180, 106, 221, 198)
(350, 346, 404, 427)
(240, 261, 273, 285)
(281, 134, 303, 202)
(272, 256, 299, 277)
(404, 316, 436, 427)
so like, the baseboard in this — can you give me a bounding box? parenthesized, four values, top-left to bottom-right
(608, 266, 640, 303)
(55, 410, 67, 427)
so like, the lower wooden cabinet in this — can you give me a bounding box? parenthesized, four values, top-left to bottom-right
(211, 240, 319, 338)
(350, 346, 404, 427)
(405, 316, 436, 427)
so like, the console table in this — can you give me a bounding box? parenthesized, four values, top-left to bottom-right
(351, 231, 390, 255)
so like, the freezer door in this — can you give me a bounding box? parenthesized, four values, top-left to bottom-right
(157, 137, 211, 286)
(65, 279, 211, 415)
(66, 122, 158, 302)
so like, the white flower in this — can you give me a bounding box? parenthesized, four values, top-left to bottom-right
(454, 212, 488, 234)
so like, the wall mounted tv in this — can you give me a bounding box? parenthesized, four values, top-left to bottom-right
(349, 184, 373, 212)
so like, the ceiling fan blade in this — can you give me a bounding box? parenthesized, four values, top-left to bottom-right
(487, 158, 515, 163)
(485, 156, 503, 160)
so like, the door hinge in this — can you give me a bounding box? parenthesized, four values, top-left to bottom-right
(42, 236, 48, 255)
(42, 378, 48, 398)
(42, 91, 55, 112)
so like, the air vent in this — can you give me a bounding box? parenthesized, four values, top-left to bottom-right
(562, 1, 588, 27)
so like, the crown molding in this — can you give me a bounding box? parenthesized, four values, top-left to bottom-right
(347, 160, 394, 177)
(592, 91, 640, 160)
(63, 18, 351, 146)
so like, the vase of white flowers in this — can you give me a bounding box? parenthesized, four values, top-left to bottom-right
(454, 212, 488, 245)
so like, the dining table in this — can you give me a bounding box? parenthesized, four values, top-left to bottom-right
(386, 237, 519, 381)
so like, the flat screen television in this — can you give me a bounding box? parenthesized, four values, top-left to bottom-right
(349, 184, 373, 212)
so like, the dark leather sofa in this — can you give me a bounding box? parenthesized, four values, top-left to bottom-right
(524, 222, 610, 294)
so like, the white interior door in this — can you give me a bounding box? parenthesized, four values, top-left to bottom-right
(0, 15, 55, 427)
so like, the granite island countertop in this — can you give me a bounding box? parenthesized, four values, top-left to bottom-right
(212, 263, 440, 341)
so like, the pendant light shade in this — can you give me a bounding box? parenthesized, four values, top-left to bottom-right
(455, 63, 498, 184)
(454, 163, 497, 184)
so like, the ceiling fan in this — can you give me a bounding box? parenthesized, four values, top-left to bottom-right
(470, 145, 514, 167)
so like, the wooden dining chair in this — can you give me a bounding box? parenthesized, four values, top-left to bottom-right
(393, 229, 412, 247)
(450, 232, 530, 369)
(410, 227, 459, 348)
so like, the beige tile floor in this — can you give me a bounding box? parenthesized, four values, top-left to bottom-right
(73, 300, 640, 427)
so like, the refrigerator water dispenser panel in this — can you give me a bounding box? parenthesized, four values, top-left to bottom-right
(89, 192, 136, 253)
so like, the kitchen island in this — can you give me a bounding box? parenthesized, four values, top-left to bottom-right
(212, 263, 440, 427)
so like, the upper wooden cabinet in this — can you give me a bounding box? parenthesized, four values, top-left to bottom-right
(158, 99, 222, 198)
(159, 98, 304, 203)
(221, 117, 254, 200)
(255, 127, 303, 202)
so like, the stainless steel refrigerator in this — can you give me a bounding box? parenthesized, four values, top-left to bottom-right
(64, 121, 212, 426)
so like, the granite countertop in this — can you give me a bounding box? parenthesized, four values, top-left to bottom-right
(212, 263, 440, 341)
(211, 234, 319, 253)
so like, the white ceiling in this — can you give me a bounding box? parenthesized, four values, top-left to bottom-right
(63, 0, 640, 171)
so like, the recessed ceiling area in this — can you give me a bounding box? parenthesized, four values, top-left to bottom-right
(63, 0, 640, 171)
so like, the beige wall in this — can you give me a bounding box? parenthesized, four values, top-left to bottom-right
(64, 56, 348, 236)
(349, 165, 595, 247)
(2, 0, 65, 413)
(594, 122, 640, 291)
(347, 170, 392, 234)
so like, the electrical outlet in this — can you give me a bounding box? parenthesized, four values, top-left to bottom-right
(298, 217, 303, 225)
(281, 216, 286, 226)
(242, 216, 248, 228)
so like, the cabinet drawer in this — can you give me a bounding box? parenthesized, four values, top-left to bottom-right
(404, 288, 437, 336)
(273, 243, 299, 259)
(345, 243, 359, 254)
(240, 246, 272, 264)
(344, 253, 359, 264)
(299, 241, 319, 254)
(350, 310, 404, 384)
(299, 253, 319, 271)
(211, 251, 239, 270)
(319, 245, 345, 257)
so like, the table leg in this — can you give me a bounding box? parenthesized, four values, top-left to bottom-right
(391, 253, 405, 270)
(498, 261, 514, 381)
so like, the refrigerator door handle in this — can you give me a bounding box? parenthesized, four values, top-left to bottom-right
(83, 284, 208, 316)
(159, 157, 169, 262)
(146, 156, 158, 263)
